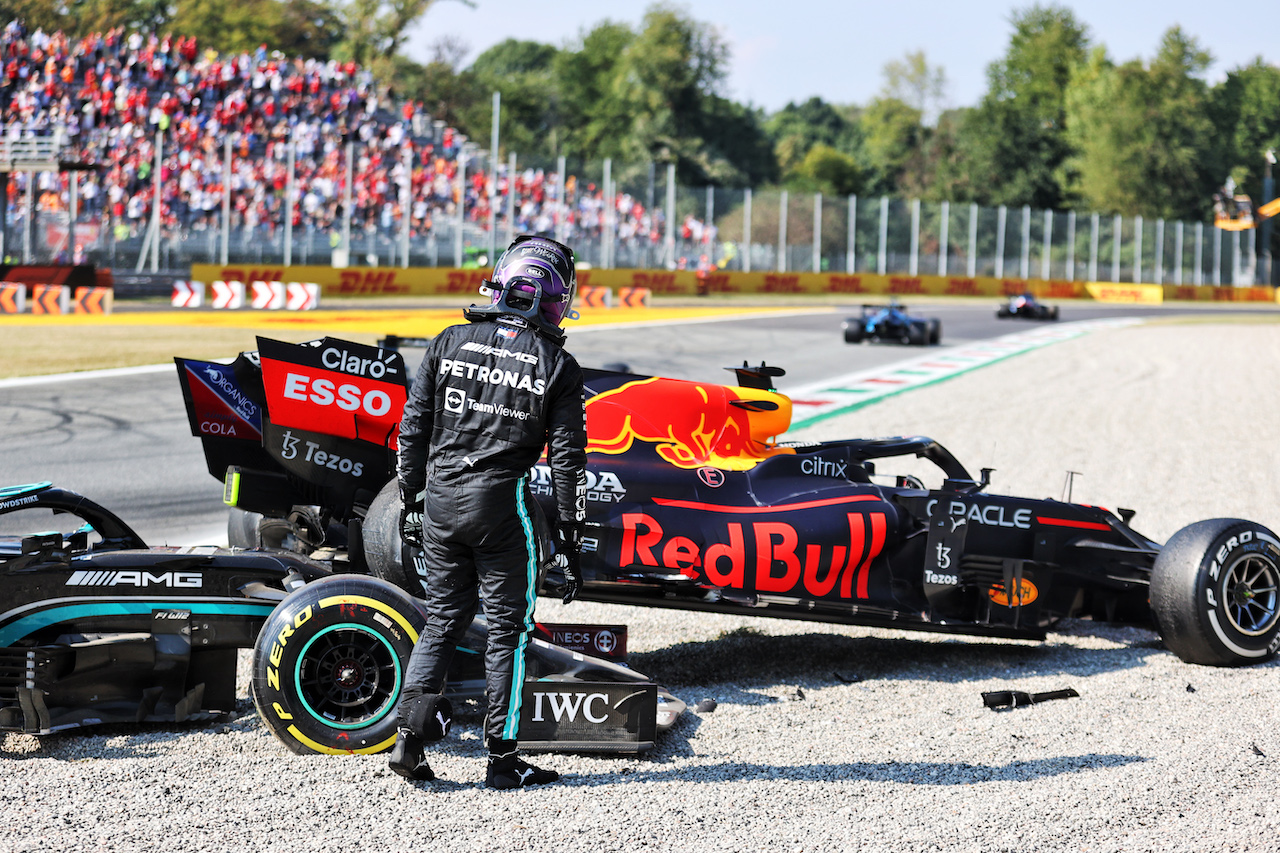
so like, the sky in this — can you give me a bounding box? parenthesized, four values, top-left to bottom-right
(404, 0, 1278, 113)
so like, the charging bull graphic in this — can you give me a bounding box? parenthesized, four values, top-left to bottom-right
(585, 376, 794, 471)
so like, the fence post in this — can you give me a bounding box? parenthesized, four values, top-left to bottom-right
(489, 91, 500, 264)
(1019, 205, 1031, 279)
(877, 196, 888, 274)
(908, 198, 920, 276)
(1088, 213, 1099, 281)
(602, 157, 613, 269)
(555, 155, 567, 245)
(1213, 222, 1222, 285)
(812, 192, 822, 273)
(1232, 230, 1240, 285)
(505, 152, 516, 247)
(1066, 211, 1076, 281)
(344, 140, 354, 261)
(1135, 216, 1147, 282)
(994, 205, 1007, 278)
(706, 185, 715, 268)
(221, 134, 231, 265)
(967, 203, 977, 277)
(777, 190, 788, 272)
(938, 200, 949, 276)
(846, 194, 856, 274)
(664, 163, 676, 269)
(744, 187, 752, 273)
(1041, 209, 1052, 281)
(1173, 221, 1183, 285)
(285, 139, 296, 266)
(1195, 222, 1204, 285)
(1112, 215, 1122, 283)
(1154, 219, 1165, 284)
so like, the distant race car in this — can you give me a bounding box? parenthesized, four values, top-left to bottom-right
(997, 292, 1059, 321)
(843, 302, 941, 345)
(177, 336, 1280, 679)
(0, 483, 683, 755)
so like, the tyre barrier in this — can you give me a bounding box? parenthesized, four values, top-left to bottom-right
(578, 285, 612, 308)
(72, 286, 114, 315)
(181, 280, 321, 311)
(172, 280, 204, 307)
(618, 286, 652, 308)
(211, 280, 245, 309)
(31, 284, 70, 315)
(0, 282, 25, 313)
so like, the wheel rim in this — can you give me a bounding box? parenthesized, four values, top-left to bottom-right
(295, 623, 402, 730)
(1220, 553, 1280, 637)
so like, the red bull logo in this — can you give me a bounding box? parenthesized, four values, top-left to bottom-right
(586, 377, 794, 471)
(619, 496, 889, 600)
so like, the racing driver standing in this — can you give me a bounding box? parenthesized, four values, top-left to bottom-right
(389, 235, 588, 789)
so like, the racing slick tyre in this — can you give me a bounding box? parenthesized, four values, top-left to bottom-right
(907, 324, 927, 346)
(251, 574, 425, 754)
(996, 307, 1012, 318)
(1150, 519, 1280, 666)
(927, 319, 942, 345)
(843, 321, 864, 344)
(227, 506, 261, 549)
(362, 480, 427, 599)
(1050, 306, 1060, 321)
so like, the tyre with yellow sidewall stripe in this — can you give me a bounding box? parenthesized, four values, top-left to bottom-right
(251, 575, 425, 754)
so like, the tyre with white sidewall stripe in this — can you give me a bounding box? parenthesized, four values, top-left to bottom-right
(1150, 518, 1280, 666)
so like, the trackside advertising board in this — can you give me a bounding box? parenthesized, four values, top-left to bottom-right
(191, 263, 1279, 301)
(518, 681, 658, 753)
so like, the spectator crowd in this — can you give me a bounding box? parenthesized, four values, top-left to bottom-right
(0, 20, 712, 264)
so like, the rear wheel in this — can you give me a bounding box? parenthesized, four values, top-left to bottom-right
(362, 479, 426, 598)
(1150, 519, 1280, 666)
(252, 575, 424, 754)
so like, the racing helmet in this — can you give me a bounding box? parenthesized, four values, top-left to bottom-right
(479, 235, 579, 331)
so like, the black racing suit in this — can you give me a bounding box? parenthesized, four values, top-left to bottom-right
(395, 313, 586, 745)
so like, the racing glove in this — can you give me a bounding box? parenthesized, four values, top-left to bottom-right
(552, 521, 584, 605)
(400, 487, 425, 549)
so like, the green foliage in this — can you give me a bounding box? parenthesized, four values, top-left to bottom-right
(767, 97, 860, 173)
(859, 97, 924, 196)
(880, 50, 947, 124)
(171, 0, 342, 57)
(951, 3, 1090, 208)
(1212, 59, 1280, 199)
(462, 39, 562, 162)
(1065, 28, 1219, 220)
(789, 144, 863, 196)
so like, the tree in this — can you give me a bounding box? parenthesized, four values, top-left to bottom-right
(552, 20, 634, 161)
(859, 96, 924, 196)
(463, 39, 562, 162)
(336, 0, 472, 78)
(766, 96, 860, 176)
(789, 144, 863, 196)
(880, 50, 948, 126)
(1065, 28, 1219, 220)
(1212, 59, 1280, 198)
(950, 4, 1090, 208)
(170, 0, 343, 57)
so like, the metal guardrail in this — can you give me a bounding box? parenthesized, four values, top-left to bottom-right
(0, 136, 64, 170)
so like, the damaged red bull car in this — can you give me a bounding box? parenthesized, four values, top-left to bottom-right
(179, 337, 1280, 691)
